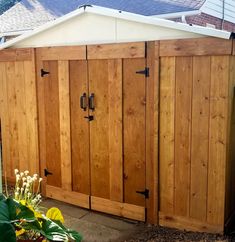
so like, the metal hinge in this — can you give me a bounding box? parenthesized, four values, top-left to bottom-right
(136, 67, 149, 77)
(41, 69, 50, 77)
(136, 189, 149, 199)
(44, 169, 53, 177)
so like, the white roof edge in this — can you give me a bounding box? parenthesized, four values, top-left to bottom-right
(151, 10, 201, 19)
(0, 5, 231, 50)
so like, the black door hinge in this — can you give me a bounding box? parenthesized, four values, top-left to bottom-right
(41, 69, 50, 77)
(136, 67, 149, 77)
(136, 189, 149, 199)
(44, 169, 53, 177)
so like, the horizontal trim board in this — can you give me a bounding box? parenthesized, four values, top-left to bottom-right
(46, 185, 90, 209)
(159, 212, 224, 234)
(159, 38, 233, 57)
(87, 42, 145, 59)
(37, 46, 86, 60)
(0, 48, 33, 61)
(91, 196, 145, 221)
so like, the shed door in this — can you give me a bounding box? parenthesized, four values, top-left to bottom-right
(88, 58, 146, 221)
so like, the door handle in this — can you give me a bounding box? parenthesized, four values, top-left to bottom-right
(80, 93, 87, 111)
(89, 93, 95, 111)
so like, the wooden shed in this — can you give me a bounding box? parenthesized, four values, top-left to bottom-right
(0, 5, 234, 234)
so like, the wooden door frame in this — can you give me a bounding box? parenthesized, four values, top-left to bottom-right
(35, 42, 159, 224)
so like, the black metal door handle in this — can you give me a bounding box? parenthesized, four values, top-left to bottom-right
(80, 93, 87, 111)
(84, 115, 94, 121)
(89, 93, 95, 111)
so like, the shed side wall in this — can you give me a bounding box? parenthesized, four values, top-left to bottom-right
(0, 49, 39, 181)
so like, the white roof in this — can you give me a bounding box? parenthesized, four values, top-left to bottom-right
(0, 5, 231, 49)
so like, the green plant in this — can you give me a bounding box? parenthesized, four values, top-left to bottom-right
(1, 170, 82, 242)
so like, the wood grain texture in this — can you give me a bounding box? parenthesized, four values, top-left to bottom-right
(91, 196, 145, 221)
(46, 185, 89, 209)
(70, 60, 90, 195)
(0, 48, 33, 62)
(159, 56, 175, 214)
(44, 61, 61, 188)
(159, 212, 223, 234)
(58, 60, 71, 191)
(88, 42, 145, 59)
(190, 56, 210, 221)
(174, 56, 192, 217)
(89, 59, 110, 199)
(160, 38, 232, 57)
(145, 41, 159, 224)
(207, 56, 229, 225)
(123, 58, 146, 207)
(38, 46, 86, 60)
(108, 59, 123, 202)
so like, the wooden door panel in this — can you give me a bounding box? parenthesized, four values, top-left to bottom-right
(43, 61, 61, 188)
(123, 58, 146, 207)
(70, 60, 90, 195)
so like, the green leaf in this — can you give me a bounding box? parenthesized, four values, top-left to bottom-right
(67, 229, 83, 242)
(0, 200, 10, 222)
(0, 222, 16, 242)
(0, 193, 6, 201)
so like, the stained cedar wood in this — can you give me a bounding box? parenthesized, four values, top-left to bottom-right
(87, 42, 145, 60)
(159, 38, 233, 57)
(190, 56, 210, 221)
(108, 59, 123, 202)
(159, 57, 175, 214)
(123, 58, 146, 207)
(145, 41, 159, 224)
(58, 61, 72, 191)
(23, 58, 39, 175)
(44, 61, 62, 188)
(6, 62, 19, 177)
(35, 49, 47, 195)
(0, 49, 32, 62)
(207, 56, 229, 225)
(174, 56, 192, 217)
(46, 185, 89, 209)
(89, 60, 110, 199)
(38, 46, 86, 61)
(0, 63, 10, 177)
(15, 61, 28, 171)
(70, 60, 90, 195)
(225, 56, 235, 221)
(91, 196, 145, 221)
(159, 212, 223, 234)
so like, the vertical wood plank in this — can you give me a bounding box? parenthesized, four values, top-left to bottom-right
(123, 58, 146, 207)
(190, 56, 210, 220)
(108, 59, 123, 202)
(70, 60, 90, 195)
(207, 56, 229, 225)
(6, 62, 19, 178)
(146, 41, 159, 224)
(44, 61, 61, 188)
(159, 56, 175, 214)
(58, 60, 71, 191)
(89, 59, 110, 199)
(15, 61, 28, 172)
(174, 56, 192, 217)
(0, 63, 10, 178)
(24, 58, 39, 175)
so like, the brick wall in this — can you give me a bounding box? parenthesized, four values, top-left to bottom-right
(171, 12, 235, 32)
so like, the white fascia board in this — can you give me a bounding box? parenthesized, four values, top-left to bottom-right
(86, 6, 231, 39)
(0, 30, 30, 37)
(151, 10, 201, 19)
(0, 5, 231, 50)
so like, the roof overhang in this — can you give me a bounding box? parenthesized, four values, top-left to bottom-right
(152, 10, 201, 19)
(0, 5, 231, 50)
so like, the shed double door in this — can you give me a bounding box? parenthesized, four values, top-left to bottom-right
(38, 46, 148, 221)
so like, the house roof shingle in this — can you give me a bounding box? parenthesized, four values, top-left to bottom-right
(0, 0, 204, 34)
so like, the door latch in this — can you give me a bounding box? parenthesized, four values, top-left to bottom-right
(44, 169, 53, 177)
(41, 69, 50, 77)
(84, 115, 94, 121)
(136, 189, 149, 198)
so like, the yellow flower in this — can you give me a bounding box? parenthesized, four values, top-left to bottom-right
(15, 229, 25, 237)
(46, 207, 64, 224)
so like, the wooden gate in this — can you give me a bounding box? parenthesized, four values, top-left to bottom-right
(36, 42, 158, 222)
